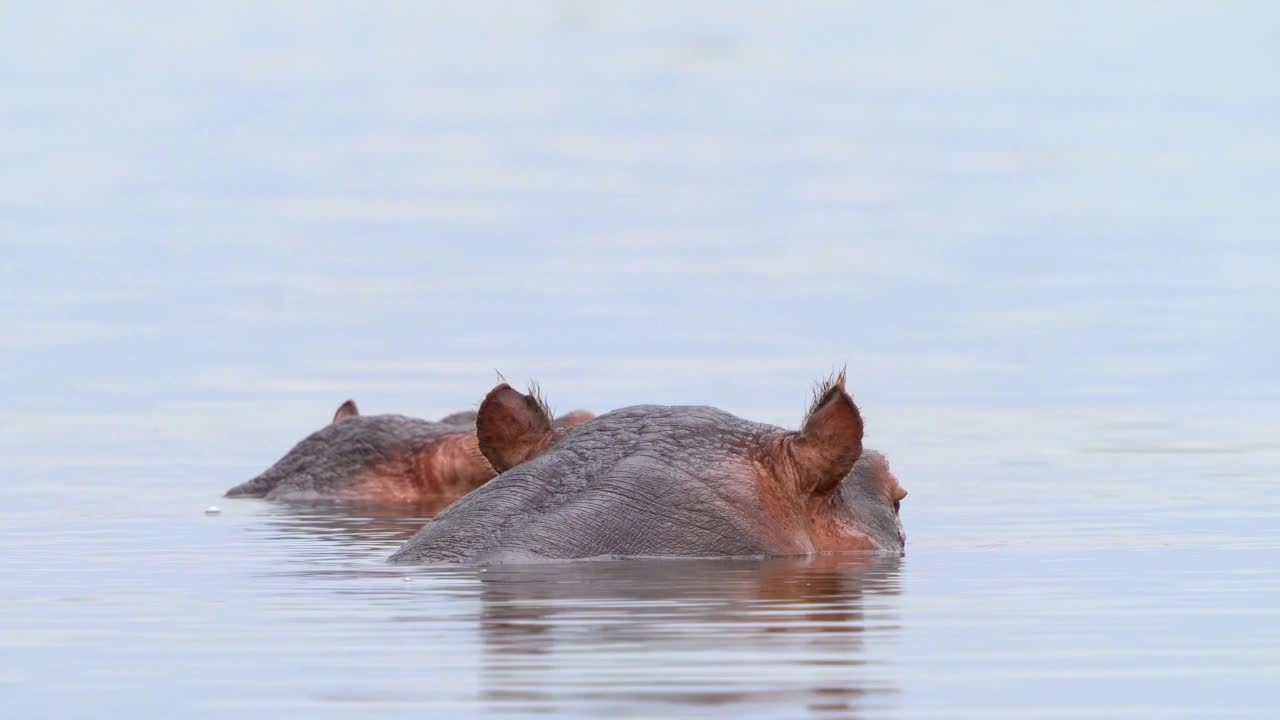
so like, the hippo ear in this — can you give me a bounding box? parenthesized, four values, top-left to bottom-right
(476, 383, 558, 473)
(788, 372, 863, 496)
(332, 399, 360, 424)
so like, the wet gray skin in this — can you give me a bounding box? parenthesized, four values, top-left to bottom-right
(837, 450, 907, 554)
(390, 384, 906, 564)
(224, 409, 477, 501)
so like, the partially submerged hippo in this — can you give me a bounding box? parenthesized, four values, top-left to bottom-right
(225, 399, 593, 503)
(390, 372, 906, 563)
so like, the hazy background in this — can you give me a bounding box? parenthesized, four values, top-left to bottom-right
(3, 2, 1278, 717)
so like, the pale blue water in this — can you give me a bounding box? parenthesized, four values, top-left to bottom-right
(2, 3, 1278, 718)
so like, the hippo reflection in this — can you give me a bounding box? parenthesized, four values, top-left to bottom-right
(391, 372, 906, 563)
(474, 555, 902, 716)
(225, 399, 593, 503)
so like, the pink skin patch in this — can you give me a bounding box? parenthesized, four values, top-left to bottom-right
(352, 433, 496, 504)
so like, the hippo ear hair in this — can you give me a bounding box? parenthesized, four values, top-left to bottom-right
(332, 399, 360, 424)
(476, 382, 558, 473)
(789, 369, 863, 496)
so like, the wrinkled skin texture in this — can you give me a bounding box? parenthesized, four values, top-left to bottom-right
(225, 401, 592, 503)
(391, 382, 906, 564)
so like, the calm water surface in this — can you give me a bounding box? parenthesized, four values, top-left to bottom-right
(3, 3, 1279, 718)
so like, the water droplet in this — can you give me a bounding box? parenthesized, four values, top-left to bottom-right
(204, 506, 222, 515)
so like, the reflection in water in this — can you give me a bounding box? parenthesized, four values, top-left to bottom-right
(475, 555, 903, 718)
(238, 501, 904, 718)
(240, 500, 435, 581)
(255, 500, 438, 542)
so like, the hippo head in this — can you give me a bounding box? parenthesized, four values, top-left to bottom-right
(391, 372, 906, 563)
(225, 399, 496, 502)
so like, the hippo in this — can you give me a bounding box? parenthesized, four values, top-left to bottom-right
(390, 372, 906, 563)
(224, 398, 594, 503)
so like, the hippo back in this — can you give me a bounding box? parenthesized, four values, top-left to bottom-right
(389, 405, 785, 563)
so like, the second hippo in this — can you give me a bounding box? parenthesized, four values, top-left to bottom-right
(224, 399, 593, 504)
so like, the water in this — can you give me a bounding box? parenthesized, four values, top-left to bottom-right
(3, 3, 1278, 717)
